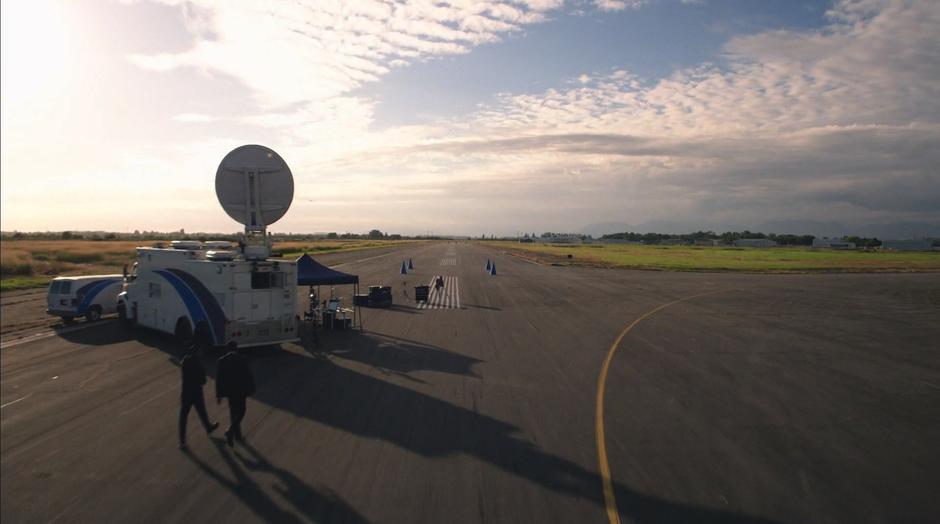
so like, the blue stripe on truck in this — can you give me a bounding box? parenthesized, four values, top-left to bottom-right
(154, 269, 227, 346)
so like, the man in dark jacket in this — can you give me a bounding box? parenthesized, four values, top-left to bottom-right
(178, 345, 219, 450)
(216, 342, 255, 447)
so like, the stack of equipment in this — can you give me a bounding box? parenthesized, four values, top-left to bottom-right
(414, 285, 430, 302)
(368, 285, 393, 307)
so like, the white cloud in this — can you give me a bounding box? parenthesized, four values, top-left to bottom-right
(594, 0, 648, 12)
(172, 113, 217, 123)
(128, 0, 563, 108)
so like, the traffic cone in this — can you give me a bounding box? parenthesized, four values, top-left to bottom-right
(490, 262, 497, 275)
(408, 258, 414, 270)
(400, 261, 407, 274)
(485, 259, 491, 272)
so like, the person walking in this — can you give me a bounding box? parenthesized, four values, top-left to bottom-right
(216, 342, 255, 447)
(178, 345, 219, 450)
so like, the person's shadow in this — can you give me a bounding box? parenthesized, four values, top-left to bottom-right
(235, 441, 368, 523)
(181, 439, 368, 523)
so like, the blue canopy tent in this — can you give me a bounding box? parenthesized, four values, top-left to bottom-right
(296, 253, 361, 330)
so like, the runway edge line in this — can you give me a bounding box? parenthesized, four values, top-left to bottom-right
(595, 289, 731, 524)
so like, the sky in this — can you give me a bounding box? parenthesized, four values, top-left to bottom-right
(1, 0, 938, 236)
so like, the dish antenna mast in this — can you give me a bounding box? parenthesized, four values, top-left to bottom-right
(215, 145, 294, 260)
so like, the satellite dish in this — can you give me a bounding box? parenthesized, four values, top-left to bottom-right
(215, 145, 294, 228)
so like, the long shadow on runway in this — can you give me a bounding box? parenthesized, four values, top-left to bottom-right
(182, 441, 368, 523)
(463, 303, 502, 311)
(246, 349, 779, 524)
(91, 322, 778, 523)
(57, 321, 137, 345)
(317, 331, 482, 379)
(385, 304, 422, 315)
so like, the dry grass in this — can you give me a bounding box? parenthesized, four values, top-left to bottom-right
(1, 240, 138, 279)
(0, 239, 418, 291)
(276, 239, 418, 257)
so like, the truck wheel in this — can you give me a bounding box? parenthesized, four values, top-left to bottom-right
(174, 317, 193, 347)
(85, 306, 102, 323)
(62, 316, 75, 325)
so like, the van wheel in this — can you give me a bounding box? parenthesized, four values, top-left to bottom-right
(62, 316, 75, 325)
(85, 306, 102, 323)
(174, 318, 193, 347)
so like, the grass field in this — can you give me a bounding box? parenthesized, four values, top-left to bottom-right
(486, 241, 940, 272)
(0, 239, 415, 292)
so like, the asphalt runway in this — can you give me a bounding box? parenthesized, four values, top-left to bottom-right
(2, 242, 939, 523)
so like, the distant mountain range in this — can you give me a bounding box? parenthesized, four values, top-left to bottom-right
(579, 220, 940, 239)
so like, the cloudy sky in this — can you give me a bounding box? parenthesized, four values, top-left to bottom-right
(1, 0, 938, 236)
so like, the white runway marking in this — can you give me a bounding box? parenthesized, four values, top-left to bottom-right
(1, 394, 32, 409)
(119, 386, 177, 416)
(417, 276, 461, 309)
(440, 258, 457, 266)
(331, 250, 399, 268)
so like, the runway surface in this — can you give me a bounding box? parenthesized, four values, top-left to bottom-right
(2, 241, 939, 523)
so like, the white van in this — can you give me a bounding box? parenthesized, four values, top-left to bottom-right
(47, 275, 123, 324)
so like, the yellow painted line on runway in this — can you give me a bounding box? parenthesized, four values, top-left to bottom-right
(596, 289, 729, 524)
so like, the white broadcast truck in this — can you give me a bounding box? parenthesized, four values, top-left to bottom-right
(117, 240, 299, 348)
(117, 143, 301, 349)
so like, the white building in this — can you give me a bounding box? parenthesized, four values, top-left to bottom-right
(543, 233, 585, 244)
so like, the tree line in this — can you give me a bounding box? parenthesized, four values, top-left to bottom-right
(600, 230, 882, 247)
(1, 229, 422, 242)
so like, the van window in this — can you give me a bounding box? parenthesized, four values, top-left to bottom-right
(50, 281, 61, 294)
(59, 281, 72, 294)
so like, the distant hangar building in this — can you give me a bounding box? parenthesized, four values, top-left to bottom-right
(812, 238, 856, 249)
(733, 238, 777, 248)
